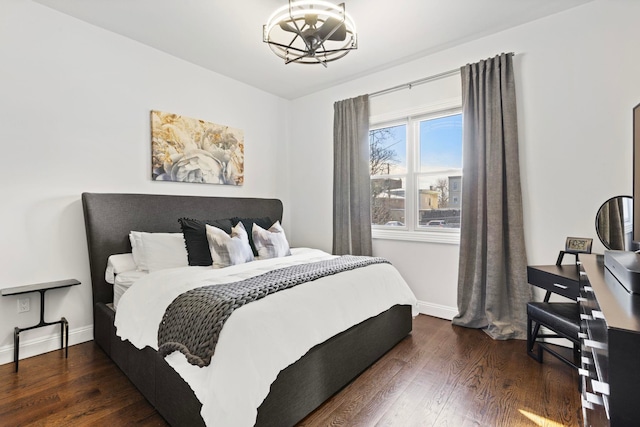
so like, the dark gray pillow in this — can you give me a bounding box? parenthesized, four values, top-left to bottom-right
(231, 217, 273, 256)
(179, 217, 233, 266)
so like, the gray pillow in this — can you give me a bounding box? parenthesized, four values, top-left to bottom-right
(252, 221, 291, 259)
(206, 222, 254, 268)
(232, 217, 273, 256)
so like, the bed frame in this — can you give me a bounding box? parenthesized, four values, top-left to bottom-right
(81, 192, 412, 427)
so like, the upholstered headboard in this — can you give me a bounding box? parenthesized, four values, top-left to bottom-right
(81, 192, 284, 308)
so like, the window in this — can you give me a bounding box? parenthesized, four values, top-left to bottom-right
(370, 107, 462, 242)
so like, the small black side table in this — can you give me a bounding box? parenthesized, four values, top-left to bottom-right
(1, 278, 81, 372)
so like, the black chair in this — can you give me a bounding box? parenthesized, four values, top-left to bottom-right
(526, 301, 580, 369)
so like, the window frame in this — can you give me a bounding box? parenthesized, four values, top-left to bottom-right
(370, 98, 462, 244)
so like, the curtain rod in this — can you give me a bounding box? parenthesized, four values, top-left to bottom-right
(369, 68, 460, 98)
(369, 52, 515, 99)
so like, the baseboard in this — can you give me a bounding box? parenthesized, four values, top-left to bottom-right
(0, 324, 94, 366)
(417, 300, 457, 320)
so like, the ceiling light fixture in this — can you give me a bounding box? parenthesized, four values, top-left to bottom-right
(263, 0, 357, 67)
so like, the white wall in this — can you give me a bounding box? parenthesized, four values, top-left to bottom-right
(288, 0, 640, 317)
(0, 1, 290, 364)
(3, 0, 640, 365)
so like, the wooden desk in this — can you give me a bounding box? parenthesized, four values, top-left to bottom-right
(527, 264, 580, 301)
(1, 279, 81, 372)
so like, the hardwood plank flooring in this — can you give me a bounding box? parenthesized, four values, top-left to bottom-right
(0, 315, 581, 426)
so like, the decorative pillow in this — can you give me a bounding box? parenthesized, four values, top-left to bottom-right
(252, 221, 291, 259)
(206, 222, 255, 268)
(231, 217, 273, 256)
(179, 217, 234, 266)
(129, 232, 188, 273)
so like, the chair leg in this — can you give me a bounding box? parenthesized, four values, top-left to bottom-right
(527, 316, 543, 362)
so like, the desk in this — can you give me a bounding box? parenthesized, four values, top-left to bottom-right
(526, 264, 581, 368)
(1, 278, 81, 372)
(527, 264, 580, 301)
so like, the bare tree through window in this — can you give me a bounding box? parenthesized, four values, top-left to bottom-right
(369, 128, 403, 225)
(435, 177, 449, 208)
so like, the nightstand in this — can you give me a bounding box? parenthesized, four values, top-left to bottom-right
(1, 278, 81, 372)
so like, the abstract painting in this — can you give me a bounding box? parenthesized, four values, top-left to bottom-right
(151, 110, 244, 185)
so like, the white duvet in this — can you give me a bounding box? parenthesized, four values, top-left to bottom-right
(114, 248, 418, 427)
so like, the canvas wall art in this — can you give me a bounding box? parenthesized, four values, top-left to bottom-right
(151, 110, 244, 185)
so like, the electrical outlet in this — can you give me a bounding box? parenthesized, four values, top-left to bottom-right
(18, 297, 30, 313)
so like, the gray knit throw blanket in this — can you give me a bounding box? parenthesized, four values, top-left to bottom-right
(157, 255, 389, 367)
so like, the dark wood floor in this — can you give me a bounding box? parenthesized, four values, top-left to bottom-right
(0, 315, 581, 426)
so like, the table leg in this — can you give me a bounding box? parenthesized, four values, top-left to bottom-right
(14, 327, 19, 372)
(63, 317, 69, 358)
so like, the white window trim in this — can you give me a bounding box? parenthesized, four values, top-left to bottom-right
(371, 97, 462, 244)
(372, 227, 460, 244)
(370, 97, 461, 124)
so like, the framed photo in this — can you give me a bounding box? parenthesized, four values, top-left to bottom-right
(565, 237, 593, 254)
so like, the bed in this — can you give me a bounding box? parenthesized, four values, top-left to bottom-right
(81, 192, 416, 426)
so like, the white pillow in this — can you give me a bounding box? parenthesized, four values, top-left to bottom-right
(206, 222, 254, 268)
(105, 253, 137, 284)
(252, 221, 291, 259)
(141, 232, 189, 273)
(129, 231, 147, 271)
(129, 231, 188, 273)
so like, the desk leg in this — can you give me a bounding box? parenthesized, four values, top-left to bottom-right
(14, 327, 19, 372)
(62, 317, 69, 358)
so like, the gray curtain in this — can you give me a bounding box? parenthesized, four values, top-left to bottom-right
(333, 95, 372, 256)
(452, 53, 532, 340)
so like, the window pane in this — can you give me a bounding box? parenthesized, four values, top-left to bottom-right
(369, 124, 407, 175)
(371, 177, 406, 226)
(419, 114, 462, 172)
(417, 174, 461, 228)
(417, 113, 462, 229)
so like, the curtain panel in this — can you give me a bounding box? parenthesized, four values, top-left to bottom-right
(332, 95, 372, 256)
(452, 53, 532, 340)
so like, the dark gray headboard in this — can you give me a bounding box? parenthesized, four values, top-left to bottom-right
(81, 192, 283, 308)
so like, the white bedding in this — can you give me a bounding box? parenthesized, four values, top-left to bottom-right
(114, 248, 418, 427)
(113, 270, 148, 309)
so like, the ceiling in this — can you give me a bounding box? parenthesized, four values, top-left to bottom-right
(34, 0, 592, 100)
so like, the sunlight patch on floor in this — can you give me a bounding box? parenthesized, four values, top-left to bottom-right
(519, 409, 566, 427)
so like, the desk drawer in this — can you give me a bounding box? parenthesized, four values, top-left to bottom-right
(527, 266, 580, 300)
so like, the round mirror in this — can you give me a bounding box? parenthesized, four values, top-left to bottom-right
(596, 195, 633, 250)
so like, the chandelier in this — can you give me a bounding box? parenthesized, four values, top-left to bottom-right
(263, 0, 358, 67)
